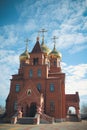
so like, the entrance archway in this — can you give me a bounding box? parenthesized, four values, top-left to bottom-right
(67, 106, 76, 115)
(29, 103, 37, 117)
(67, 106, 79, 121)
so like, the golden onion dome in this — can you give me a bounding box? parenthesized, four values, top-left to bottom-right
(49, 44, 62, 59)
(41, 38, 51, 54)
(19, 48, 30, 61)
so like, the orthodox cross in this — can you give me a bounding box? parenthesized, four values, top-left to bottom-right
(52, 36, 58, 49)
(39, 29, 47, 42)
(24, 38, 31, 50)
(52, 36, 58, 44)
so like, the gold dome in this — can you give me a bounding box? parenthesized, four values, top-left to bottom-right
(41, 38, 51, 54)
(19, 48, 30, 61)
(49, 44, 62, 59)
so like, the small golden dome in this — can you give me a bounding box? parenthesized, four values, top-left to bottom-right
(49, 44, 62, 59)
(41, 38, 51, 54)
(41, 43, 51, 54)
(19, 49, 30, 61)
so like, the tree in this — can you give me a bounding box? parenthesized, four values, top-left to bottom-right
(0, 105, 5, 114)
(81, 104, 87, 114)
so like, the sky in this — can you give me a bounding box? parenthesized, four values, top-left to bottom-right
(0, 0, 87, 111)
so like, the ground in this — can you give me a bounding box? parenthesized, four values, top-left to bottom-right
(0, 121, 87, 130)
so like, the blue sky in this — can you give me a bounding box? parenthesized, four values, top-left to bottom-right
(0, 0, 87, 111)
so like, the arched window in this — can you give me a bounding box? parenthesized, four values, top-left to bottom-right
(33, 58, 38, 65)
(15, 84, 20, 92)
(29, 69, 33, 78)
(37, 83, 41, 92)
(27, 89, 31, 96)
(50, 83, 55, 92)
(37, 69, 42, 77)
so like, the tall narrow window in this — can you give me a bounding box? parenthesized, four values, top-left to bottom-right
(33, 58, 38, 65)
(37, 83, 41, 92)
(37, 69, 41, 77)
(50, 101, 55, 112)
(14, 101, 17, 111)
(29, 69, 33, 78)
(50, 83, 54, 92)
(54, 60, 56, 66)
(15, 84, 20, 92)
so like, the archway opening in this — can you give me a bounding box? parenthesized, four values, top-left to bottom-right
(29, 103, 37, 117)
(67, 106, 79, 121)
(68, 106, 76, 115)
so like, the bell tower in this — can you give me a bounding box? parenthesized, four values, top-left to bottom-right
(19, 38, 30, 67)
(49, 36, 62, 73)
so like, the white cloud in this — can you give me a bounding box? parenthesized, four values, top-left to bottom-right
(0, 25, 18, 48)
(0, 49, 20, 106)
(66, 79, 87, 96)
(0, 0, 87, 54)
(69, 44, 87, 54)
(0, 50, 19, 65)
(52, 27, 87, 53)
(0, 64, 11, 100)
(24, 19, 37, 32)
(62, 63, 87, 96)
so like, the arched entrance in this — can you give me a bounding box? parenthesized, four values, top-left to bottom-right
(67, 106, 76, 115)
(29, 103, 37, 117)
(67, 106, 79, 121)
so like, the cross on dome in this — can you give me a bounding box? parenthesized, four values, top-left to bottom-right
(52, 36, 58, 49)
(24, 38, 31, 51)
(39, 29, 47, 43)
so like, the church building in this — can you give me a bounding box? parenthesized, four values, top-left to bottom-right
(6, 31, 80, 122)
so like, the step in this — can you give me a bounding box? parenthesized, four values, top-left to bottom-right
(18, 117, 37, 124)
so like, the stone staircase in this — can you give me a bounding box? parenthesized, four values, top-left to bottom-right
(40, 113, 54, 124)
(17, 113, 54, 124)
(11, 112, 54, 124)
(17, 117, 37, 124)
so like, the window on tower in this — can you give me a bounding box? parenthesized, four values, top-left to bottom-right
(15, 84, 20, 92)
(50, 83, 55, 92)
(33, 58, 38, 65)
(14, 101, 17, 111)
(50, 101, 55, 112)
(29, 69, 33, 78)
(37, 69, 42, 77)
(37, 83, 41, 92)
(54, 60, 56, 66)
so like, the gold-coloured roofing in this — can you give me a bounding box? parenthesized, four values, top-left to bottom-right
(49, 44, 62, 58)
(19, 44, 30, 61)
(41, 38, 51, 54)
(19, 38, 30, 61)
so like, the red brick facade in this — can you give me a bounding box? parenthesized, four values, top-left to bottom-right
(6, 37, 80, 121)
